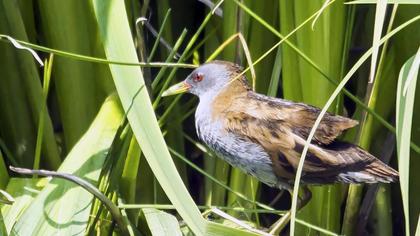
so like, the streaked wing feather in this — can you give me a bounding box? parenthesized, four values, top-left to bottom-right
(222, 110, 347, 181)
(245, 93, 358, 144)
(222, 103, 396, 184)
(223, 111, 295, 150)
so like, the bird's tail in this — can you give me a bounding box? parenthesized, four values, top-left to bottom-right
(326, 142, 399, 184)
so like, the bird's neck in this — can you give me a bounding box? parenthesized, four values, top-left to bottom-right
(197, 81, 248, 122)
(195, 81, 249, 147)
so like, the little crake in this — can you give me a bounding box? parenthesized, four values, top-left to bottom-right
(163, 60, 398, 195)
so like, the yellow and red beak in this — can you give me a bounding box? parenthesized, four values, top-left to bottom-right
(162, 81, 191, 97)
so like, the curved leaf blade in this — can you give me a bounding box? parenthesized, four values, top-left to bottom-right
(396, 49, 420, 236)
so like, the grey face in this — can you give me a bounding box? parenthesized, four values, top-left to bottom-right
(185, 62, 232, 98)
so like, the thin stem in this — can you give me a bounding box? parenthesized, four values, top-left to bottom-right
(9, 166, 129, 235)
(0, 34, 196, 68)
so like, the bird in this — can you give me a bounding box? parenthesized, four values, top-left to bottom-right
(162, 60, 398, 231)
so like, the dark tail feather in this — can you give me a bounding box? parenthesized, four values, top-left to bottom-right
(362, 160, 399, 183)
(326, 141, 399, 184)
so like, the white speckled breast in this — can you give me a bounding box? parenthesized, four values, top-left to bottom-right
(195, 96, 279, 188)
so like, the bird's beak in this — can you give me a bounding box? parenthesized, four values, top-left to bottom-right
(162, 81, 191, 97)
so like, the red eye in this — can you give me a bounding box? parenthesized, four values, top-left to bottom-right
(193, 73, 204, 82)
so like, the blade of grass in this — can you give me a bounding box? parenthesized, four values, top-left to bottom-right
(151, 29, 188, 90)
(396, 50, 420, 236)
(279, 0, 302, 101)
(221, 0, 239, 62)
(33, 54, 53, 172)
(139, 208, 182, 236)
(0, 35, 196, 68)
(347, 0, 419, 3)
(1, 178, 48, 234)
(368, 0, 387, 84)
(1, 35, 43, 66)
(267, 47, 282, 97)
(311, 0, 332, 30)
(210, 208, 270, 236)
(391, 7, 420, 234)
(121, 204, 284, 214)
(147, 9, 171, 62)
(206, 33, 255, 89)
(0, 151, 9, 188)
(120, 136, 141, 204)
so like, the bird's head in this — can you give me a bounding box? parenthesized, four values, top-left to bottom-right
(162, 60, 249, 99)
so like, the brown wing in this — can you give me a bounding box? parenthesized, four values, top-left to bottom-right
(222, 99, 395, 184)
(222, 109, 396, 184)
(242, 92, 358, 145)
(285, 103, 358, 144)
(222, 110, 348, 181)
